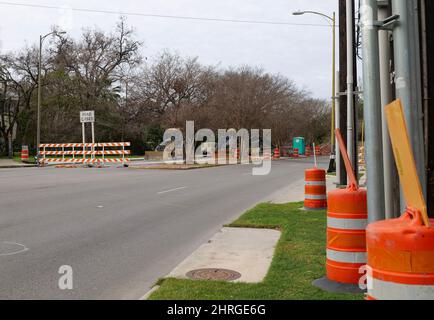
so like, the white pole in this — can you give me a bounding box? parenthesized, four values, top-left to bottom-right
(82, 122, 86, 160)
(91, 122, 95, 160)
(313, 143, 318, 168)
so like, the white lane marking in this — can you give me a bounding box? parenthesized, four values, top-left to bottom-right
(157, 186, 187, 195)
(0, 242, 29, 256)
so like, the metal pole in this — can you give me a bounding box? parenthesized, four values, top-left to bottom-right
(378, 1, 400, 219)
(361, 0, 386, 223)
(408, 0, 425, 193)
(331, 12, 337, 170)
(37, 35, 43, 164)
(335, 71, 341, 184)
(346, 0, 355, 169)
(82, 122, 86, 160)
(391, 0, 426, 206)
(338, 0, 348, 187)
(91, 122, 95, 159)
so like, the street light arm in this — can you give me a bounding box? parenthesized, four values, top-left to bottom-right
(294, 10, 334, 22)
(40, 30, 67, 44)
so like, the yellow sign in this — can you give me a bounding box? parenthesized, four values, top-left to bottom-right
(385, 100, 430, 227)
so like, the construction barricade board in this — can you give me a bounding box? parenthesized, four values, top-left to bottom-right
(39, 142, 131, 165)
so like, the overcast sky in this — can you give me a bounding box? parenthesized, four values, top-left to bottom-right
(0, 0, 339, 100)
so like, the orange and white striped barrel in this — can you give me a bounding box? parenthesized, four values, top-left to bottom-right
(304, 168, 327, 210)
(263, 149, 272, 161)
(366, 208, 434, 300)
(315, 146, 321, 156)
(273, 148, 280, 159)
(21, 146, 29, 162)
(326, 187, 367, 284)
(293, 148, 299, 158)
(305, 146, 312, 157)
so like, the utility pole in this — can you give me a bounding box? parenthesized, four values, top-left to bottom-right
(378, 0, 400, 219)
(422, 0, 434, 217)
(391, 0, 426, 206)
(361, 0, 386, 223)
(346, 0, 355, 169)
(338, 0, 348, 186)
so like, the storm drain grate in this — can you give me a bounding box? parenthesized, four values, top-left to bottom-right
(186, 268, 241, 281)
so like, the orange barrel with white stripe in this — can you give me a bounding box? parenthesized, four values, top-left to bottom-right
(305, 146, 312, 157)
(304, 168, 327, 210)
(315, 146, 321, 156)
(274, 148, 280, 159)
(21, 145, 29, 162)
(326, 186, 367, 284)
(293, 148, 299, 158)
(366, 208, 434, 300)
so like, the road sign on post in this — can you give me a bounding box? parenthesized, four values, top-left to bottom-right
(80, 111, 96, 159)
(80, 111, 95, 123)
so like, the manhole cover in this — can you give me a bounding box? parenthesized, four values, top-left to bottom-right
(186, 268, 241, 281)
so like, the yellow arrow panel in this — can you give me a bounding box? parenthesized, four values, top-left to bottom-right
(385, 99, 430, 227)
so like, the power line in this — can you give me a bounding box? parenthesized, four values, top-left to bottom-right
(0, 1, 334, 28)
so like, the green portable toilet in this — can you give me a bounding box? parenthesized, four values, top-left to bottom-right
(293, 137, 306, 155)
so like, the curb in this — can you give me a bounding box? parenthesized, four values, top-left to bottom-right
(0, 164, 37, 169)
(139, 285, 160, 300)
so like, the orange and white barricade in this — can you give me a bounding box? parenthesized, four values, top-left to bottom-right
(304, 168, 327, 210)
(327, 186, 367, 284)
(21, 146, 29, 162)
(273, 148, 280, 160)
(39, 142, 131, 165)
(305, 146, 312, 157)
(366, 208, 434, 300)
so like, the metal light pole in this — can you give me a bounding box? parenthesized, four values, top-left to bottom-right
(37, 31, 66, 164)
(293, 11, 336, 172)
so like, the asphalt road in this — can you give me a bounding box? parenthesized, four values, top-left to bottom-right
(0, 157, 329, 299)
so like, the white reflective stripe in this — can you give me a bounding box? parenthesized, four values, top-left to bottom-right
(305, 181, 326, 186)
(327, 217, 367, 230)
(367, 275, 434, 300)
(327, 249, 367, 264)
(305, 194, 327, 200)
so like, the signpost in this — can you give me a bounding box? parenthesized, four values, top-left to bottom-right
(80, 111, 95, 159)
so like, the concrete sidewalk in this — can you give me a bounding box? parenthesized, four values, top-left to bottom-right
(0, 159, 36, 169)
(168, 228, 281, 283)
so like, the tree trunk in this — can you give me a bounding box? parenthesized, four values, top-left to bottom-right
(8, 132, 13, 158)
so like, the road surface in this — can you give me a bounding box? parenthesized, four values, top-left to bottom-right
(0, 157, 329, 299)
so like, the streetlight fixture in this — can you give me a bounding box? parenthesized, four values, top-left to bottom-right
(292, 10, 336, 173)
(36, 30, 66, 165)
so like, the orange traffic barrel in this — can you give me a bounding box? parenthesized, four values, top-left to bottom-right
(263, 149, 272, 161)
(304, 168, 327, 210)
(293, 148, 299, 158)
(273, 148, 280, 159)
(21, 145, 29, 162)
(366, 208, 434, 300)
(315, 146, 321, 156)
(326, 186, 367, 284)
(306, 146, 312, 157)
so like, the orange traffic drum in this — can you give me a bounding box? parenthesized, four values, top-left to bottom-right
(304, 168, 327, 210)
(366, 208, 434, 300)
(326, 186, 367, 284)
